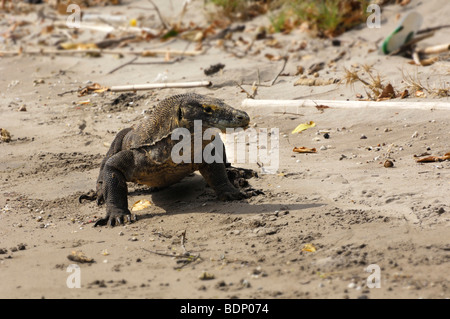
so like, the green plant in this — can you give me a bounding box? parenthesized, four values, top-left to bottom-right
(270, 0, 370, 37)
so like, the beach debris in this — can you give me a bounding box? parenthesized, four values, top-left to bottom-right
(67, 250, 95, 263)
(378, 83, 396, 99)
(242, 99, 450, 111)
(384, 159, 394, 168)
(58, 42, 99, 50)
(0, 128, 11, 143)
(291, 121, 316, 134)
(301, 244, 316, 253)
(131, 199, 152, 212)
(417, 43, 450, 55)
(415, 152, 450, 163)
(293, 146, 317, 154)
(294, 78, 338, 86)
(77, 100, 91, 105)
(307, 62, 325, 75)
(315, 104, 330, 113)
(78, 83, 109, 96)
(110, 81, 212, 92)
(204, 63, 225, 76)
(199, 271, 215, 280)
(381, 12, 423, 55)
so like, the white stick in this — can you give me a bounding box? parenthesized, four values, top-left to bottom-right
(241, 99, 450, 111)
(110, 81, 212, 92)
(0, 48, 203, 57)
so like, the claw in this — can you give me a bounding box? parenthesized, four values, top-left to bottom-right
(94, 212, 136, 227)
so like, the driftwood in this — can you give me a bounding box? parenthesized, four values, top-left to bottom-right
(110, 81, 211, 92)
(0, 48, 203, 57)
(417, 43, 450, 55)
(241, 99, 450, 111)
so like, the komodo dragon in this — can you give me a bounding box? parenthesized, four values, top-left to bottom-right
(79, 93, 259, 227)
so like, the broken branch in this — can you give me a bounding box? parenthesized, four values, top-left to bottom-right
(110, 81, 211, 92)
(242, 99, 450, 111)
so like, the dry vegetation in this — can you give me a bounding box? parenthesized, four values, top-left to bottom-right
(207, 0, 371, 38)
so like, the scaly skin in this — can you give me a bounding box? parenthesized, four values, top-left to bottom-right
(80, 93, 259, 227)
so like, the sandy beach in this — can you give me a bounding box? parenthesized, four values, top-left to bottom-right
(0, 0, 449, 299)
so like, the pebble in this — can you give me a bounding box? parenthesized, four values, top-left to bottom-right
(360, 134, 367, 139)
(384, 160, 394, 168)
(411, 131, 419, 138)
(320, 145, 327, 151)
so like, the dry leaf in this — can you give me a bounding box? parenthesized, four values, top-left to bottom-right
(415, 90, 425, 97)
(78, 83, 109, 96)
(291, 121, 316, 134)
(301, 244, 316, 252)
(67, 250, 94, 263)
(293, 146, 317, 153)
(399, 89, 409, 99)
(0, 128, 11, 143)
(131, 199, 152, 211)
(378, 83, 395, 99)
(315, 104, 330, 112)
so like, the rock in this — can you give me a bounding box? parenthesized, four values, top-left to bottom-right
(384, 159, 394, 168)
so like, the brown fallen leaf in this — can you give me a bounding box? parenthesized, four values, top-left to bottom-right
(78, 83, 109, 96)
(415, 152, 450, 163)
(315, 104, 330, 112)
(399, 89, 409, 99)
(67, 250, 94, 263)
(0, 128, 11, 143)
(293, 146, 317, 153)
(378, 83, 395, 99)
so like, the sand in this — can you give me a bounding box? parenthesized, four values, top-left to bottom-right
(0, 0, 449, 299)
